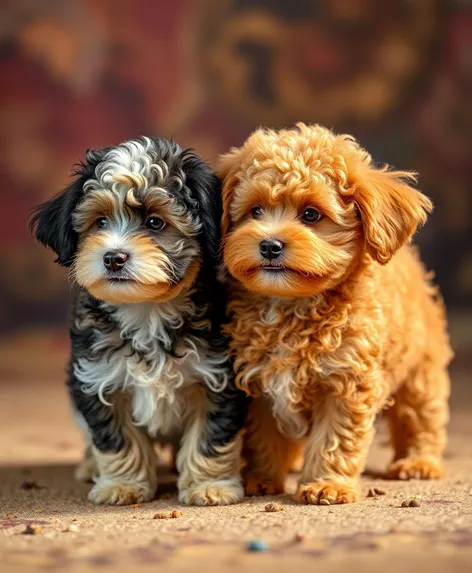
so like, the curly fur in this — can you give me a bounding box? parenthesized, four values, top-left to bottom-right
(218, 123, 453, 504)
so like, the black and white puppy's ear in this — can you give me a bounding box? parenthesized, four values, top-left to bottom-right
(182, 153, 222, 264)
(29, 147, 109, 266)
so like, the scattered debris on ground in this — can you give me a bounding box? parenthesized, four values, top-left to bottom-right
(153, 510, 183, 519)
(247, 540, 269, 552)
(367, 487, 386, 497)
(401, 497, 421, 507)
(153, 512, 171, 519)
(3, 513, 19, 519)
(65, 524, 79, 532)
(23, 524, 42, 535)
(20, 481, 42, 491)
(264, 503, 284, 512)
(129, 503, 141, 508)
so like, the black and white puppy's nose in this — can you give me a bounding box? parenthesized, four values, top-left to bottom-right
(260, 239, 284, 260)
(103, 251, 129, 271)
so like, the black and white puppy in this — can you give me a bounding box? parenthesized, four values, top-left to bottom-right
(31, 137, 248, 506)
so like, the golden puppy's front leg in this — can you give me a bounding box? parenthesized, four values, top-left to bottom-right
(296, 385, 380, 505)
(243, 397, 300, 496)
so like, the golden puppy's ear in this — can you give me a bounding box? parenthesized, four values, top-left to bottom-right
(352, 166, 433, 265)
(217, 148, 241, 237)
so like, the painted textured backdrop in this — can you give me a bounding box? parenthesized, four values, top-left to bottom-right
(1, 0, 471, 345)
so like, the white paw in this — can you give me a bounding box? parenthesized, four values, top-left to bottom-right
(179, 478, 244, 506)
(88, 478, 156, 505)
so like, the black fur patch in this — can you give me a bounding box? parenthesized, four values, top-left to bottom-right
(202, 377, 250, 457)
(68, 369, 125, 453)
(29, 151, 109, 266)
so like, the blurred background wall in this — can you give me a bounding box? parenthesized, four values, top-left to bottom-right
(0, 0, 471, 382)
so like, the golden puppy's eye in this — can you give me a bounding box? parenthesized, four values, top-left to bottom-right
(301, 208, 322, 224)
(96, 217, 108, 229)
(250, 206, 263, 219)
(146, 216, 166, 232)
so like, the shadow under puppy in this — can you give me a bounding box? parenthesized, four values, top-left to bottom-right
(218, 123, 453, 505)
(31, 137, 248, 506)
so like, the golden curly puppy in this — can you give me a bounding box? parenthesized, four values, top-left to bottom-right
(218, 123, 452, 505)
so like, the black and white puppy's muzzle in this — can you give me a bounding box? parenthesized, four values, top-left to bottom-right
(31, 137, 248, 506)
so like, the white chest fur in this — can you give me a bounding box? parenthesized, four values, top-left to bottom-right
(249, 301, 310, 440)
(261, 359, 310, 440)
(74, 298, 228, 436)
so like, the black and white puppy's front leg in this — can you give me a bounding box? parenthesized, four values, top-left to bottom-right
(177, 382, 248, 506)
(68, 372, 157, 505)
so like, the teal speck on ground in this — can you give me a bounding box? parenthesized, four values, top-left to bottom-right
(247, 540, 269, 552)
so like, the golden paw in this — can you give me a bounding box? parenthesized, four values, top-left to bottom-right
(179, 478, 244, 506)
(387, 456, 445, 480)
(88, 479, 156, 505)
(75, 456, 98, 483)
(244, 475, 284, 496)
(296, 482, 359, 505)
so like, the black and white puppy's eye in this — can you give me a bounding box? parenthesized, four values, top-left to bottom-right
(145, 216, 166, 232)
(251, 205, 263, 219)
(301, 208, 322, 224)
(96, 217, 108, 229)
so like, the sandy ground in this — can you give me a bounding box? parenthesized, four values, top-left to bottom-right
(1, 357, 472, 572)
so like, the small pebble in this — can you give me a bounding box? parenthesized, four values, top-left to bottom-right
(247, 540, 269, 552)
(23, 524, 42, 535)
(319, 499, 330, 506)
(367, 487, 386, 497)
(294, 534, 306, 543)
(65, 524, 79, 532)
(129, 503, 142, 508)
(153, 509, 183, 520)
(401, 498, 421, 508)
(241, 514, 250, 519)
(264, 503, 283, 513)
(4, 513, 18, 519)
(153, 512, 171, 519)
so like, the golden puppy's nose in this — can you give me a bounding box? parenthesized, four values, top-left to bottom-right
(260, 239, 284, 260)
